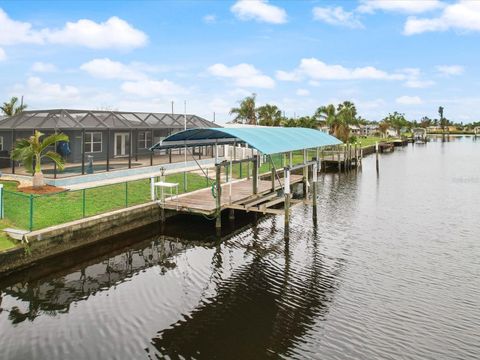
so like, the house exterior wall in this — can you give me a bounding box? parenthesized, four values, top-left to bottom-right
(0, 128, 181, 166)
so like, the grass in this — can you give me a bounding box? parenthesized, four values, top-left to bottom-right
(0, 181, 22, 251)
(356, 136, 399, 148)
(0, 172, 210, 237)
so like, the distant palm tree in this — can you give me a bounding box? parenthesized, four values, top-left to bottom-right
(315, 102, 357, 142)
(296, 116, 317, 129)
(337, 101, 357, 124)
(257, 104, 282, 126)
(1, 96, 27, 116)
(230, 94, 257, 125)
(11, 130, 69, 188)
(378, 121, 390, 138)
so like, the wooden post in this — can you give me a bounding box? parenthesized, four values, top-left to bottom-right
(289, 152, 293, 168)
(303, 149, 308, 196)
(343, 144, 347, 171)
(375, 141, 379, 174)
(271, 166, 275, 192)
(312, 162, 318, 223)
(284, 167, 291, 238)
(253, 155, 258, 195)
(337, 145, 341, 172)
(303, 163, 309, 198)
(215, 164, 222, 230)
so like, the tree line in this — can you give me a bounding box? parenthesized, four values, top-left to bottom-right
(229, 94, 477, 142)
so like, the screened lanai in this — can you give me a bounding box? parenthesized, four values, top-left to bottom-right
(0, 109, 221, 179)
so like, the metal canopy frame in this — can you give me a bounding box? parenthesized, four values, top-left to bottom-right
(0, 109, 218, 130)
(151, 127, 342, 155)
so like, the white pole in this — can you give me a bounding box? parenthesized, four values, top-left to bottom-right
(150, 177, 155, 201)
(0, 183, 3, 219)
(184, 100, 187, 191)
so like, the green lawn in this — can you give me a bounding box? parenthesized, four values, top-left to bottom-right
(0, 181, 22, 251)
(1, 172, 210, 237)
(356, 136, 398, 148)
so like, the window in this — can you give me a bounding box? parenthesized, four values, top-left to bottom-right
(0, 136, 3, 151)
(138, 131, 152, 149)
(85, 132, 102, 153)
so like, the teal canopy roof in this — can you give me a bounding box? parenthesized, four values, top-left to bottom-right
(151, 127, 342, 155)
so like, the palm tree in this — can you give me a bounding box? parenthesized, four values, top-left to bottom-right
(296, 116, 317, 129)
(383, 111, 408, 136)
(378, 121, 390, 138)
(230, 94, 257, 125)
(1, 96, 27, 116)
(337, 101, 357, 124)
(315, 102, 358, 142)
(11, 130, 69, 188)
(257, 104, 282, 126)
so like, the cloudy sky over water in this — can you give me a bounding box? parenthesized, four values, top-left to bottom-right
(0, 0, 478, 123)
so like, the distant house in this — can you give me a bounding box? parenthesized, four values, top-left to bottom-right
(363, 124, 379, 136)
(0, 109, 218, 179)
(349, 125, 363, 136)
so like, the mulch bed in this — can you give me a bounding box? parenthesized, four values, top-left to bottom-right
(18, 185, 67, 195)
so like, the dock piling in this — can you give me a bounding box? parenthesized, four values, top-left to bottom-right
(215, 164, 222, 230)
(312, 162, 318, 223)
(284, 167, 291, 238)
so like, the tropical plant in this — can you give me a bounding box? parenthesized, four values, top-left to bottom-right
(282, 117, 298, 127)
(257, 104, 282, 126)
(383, 111, 408, 136)
(230, 94, 257, 125)
(420, 116, 432, 128)
(314, 101, 358, 142)
(1, 96, 27, 116)
(378, 121, 390, 138)
(296, 116, 317, 129)
(337, 101, 357, 124)
(11, 130, 69, 188)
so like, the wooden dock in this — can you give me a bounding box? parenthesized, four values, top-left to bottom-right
(163, 174, 303, 216)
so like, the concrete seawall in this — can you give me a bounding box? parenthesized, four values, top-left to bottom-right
(0, 201, 175, 275)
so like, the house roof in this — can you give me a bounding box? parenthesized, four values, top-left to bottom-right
(0, 109, 218, 130)
(151, 127, 342, 155)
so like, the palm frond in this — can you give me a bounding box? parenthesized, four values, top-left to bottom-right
(40, 133, 69, 152)
(43, 151, 66, 171)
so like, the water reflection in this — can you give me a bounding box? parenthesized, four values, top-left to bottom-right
(151, 226, 343, 359)
(0, 237, 190, 325)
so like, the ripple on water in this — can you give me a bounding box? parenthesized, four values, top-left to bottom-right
(0, 139, 480, 359)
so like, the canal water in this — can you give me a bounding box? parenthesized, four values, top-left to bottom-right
(0, 136, 479, 359)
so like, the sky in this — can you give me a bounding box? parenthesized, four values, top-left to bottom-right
(0, 0, 478, 124)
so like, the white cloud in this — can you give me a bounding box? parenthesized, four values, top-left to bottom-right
(358, 0, 443, 14)
(0, 8, 43, 45)
(0, 47, 5, 61)
(436, 65, 464, 76)
(203, 14, 217, 24)
(296, 88, 310, 96)
(231, 0, 287, 24)
(277, 58, 405, 82)
(121, 79, 187, 97)
(404, 1, 480, 35)
(404, 79, 435, 88)
(0, 8, 147, 49)
(208, 63, 275, 88)
(396, 95, 423, 105)
(15, 76, 79, 101)
(31, 61, 57, 72)
(81, 58, 146, 80)
(313, 6, 363, 28)
(44, 16, 147, 49)
(275, 70, 301, 81)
